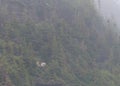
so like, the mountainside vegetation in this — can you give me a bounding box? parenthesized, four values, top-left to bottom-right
(0, 0, 120, 86)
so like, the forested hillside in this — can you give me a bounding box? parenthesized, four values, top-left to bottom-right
(0, 0, 120, 86)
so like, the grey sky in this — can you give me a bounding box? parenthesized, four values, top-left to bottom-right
(94, 0, 120, 28)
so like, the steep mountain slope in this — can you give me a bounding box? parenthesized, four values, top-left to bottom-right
(94, 0, 120, 28)
(0, 0, 120, 86)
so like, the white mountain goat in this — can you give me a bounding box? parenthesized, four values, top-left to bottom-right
(36, 61, 46, 67)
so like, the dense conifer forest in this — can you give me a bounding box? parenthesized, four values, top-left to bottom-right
(0, 0, 120, 86)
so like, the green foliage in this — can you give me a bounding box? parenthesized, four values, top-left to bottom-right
(0, 0, 120, 86)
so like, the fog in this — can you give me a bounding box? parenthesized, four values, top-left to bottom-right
(94, 0, 120, 28)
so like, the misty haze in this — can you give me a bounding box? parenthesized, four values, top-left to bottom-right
(0, 0, 120, 86)
(94, 0, 120, 28)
